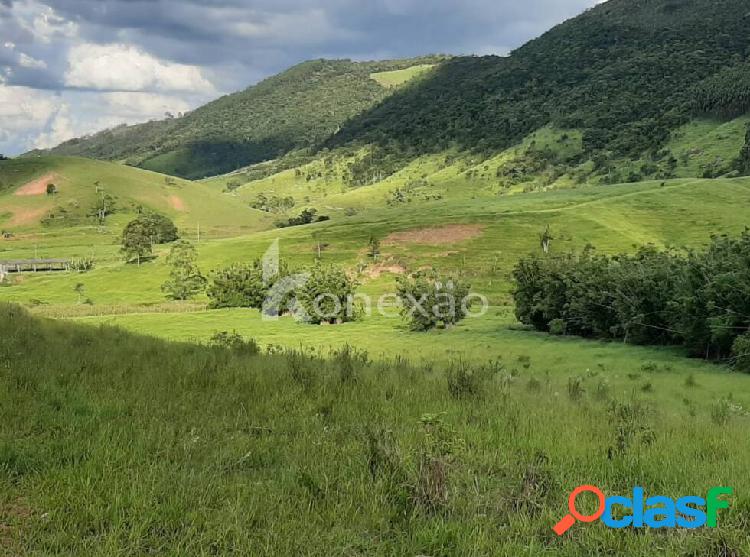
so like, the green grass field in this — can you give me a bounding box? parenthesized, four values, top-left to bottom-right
(370, 64, 437, 88)
(2, 305, 750, 556)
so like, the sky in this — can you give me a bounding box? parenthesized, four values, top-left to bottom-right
(0, 0, 602, 156)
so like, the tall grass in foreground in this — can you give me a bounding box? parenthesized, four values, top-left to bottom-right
(0, 303, 749, 556)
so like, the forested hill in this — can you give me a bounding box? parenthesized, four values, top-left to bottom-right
(35, 0, 750, 181)
(34, 57, 446, 179)
(325, 0, 750, 174)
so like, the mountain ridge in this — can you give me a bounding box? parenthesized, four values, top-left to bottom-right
(33, 0, 750, 184)
(32, 56, 447, 179)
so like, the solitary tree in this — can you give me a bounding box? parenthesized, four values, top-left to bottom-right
(161, 241, 206, 300)
(539, 225, 554, 254)
(367, 235, 381, 261)
(121, 220, 152, 265)
(74, 282, 86, 304)
(90, 191, 117, 224)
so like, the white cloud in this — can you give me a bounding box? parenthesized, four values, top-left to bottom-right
(18, 51, 47, 69)
(32, 103, 74, 149)
(0, 84, 57, 132)
(0, 84, 202, 154)
(64, 43, 215, 94)
(15, 0, 78, 44)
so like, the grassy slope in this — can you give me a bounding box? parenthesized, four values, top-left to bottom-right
(205, 118, 749, 219)
(0, 156, 268, 254)
(2, 304, 749, 556)
(370, 64, 436, 87)
(665, 116, 750, 177)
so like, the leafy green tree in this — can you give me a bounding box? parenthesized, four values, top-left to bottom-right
(207, 259, 291, 310)
(297, 264, 358, 325)
(738, 125, 750, 176)
(139, 213, 179, 244)
(161, 241, 206, 300)
(397, 270, 472, 331)
(121, 219, 152, 265)
(276, 208, 329, 228)
(671, 232, 750, 359)
(207, 262, 267, 309)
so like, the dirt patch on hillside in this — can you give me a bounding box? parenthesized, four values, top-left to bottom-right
(14, 173, 59, 196)
(168, 195, 186, 211)
(365, 263, 407, 279)
(9, 206, 50, 226)
(384, 224, 484, 246)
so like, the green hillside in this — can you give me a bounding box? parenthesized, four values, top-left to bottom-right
(35, 57, 446, 179)
(323, 0, 750, 183)
(0, 157, 266, 243)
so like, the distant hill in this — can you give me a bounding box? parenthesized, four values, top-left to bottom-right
(33, 0, 750, 186)
(323, 0, 750, 182)
(0, 157, 263, 236)
(34, 57, 447, 179)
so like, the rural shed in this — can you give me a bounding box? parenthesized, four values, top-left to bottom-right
(0, 259, 71, 274)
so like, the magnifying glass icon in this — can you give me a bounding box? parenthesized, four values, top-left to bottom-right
(553, 485, 606, 536)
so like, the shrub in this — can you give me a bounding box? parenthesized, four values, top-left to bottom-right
(69, 257, 95, 272)
(567, 376, 585, 401)
(447, 362, 484, 399)
(549, 319, 566, 336)
(208, 331, 260, 355)
(710, 400, 731, 426)
(396, 270, 472, 331)
(296, 264, 358, 325)
(207, 259, 290, 310)
(731, 332, 750, 372)
(275, 208, 329, 228)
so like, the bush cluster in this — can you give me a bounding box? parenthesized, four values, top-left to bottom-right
(207, 260, 357, 325)
(275, 208, 330, 228)
(513, 232, 750, 365)
(397, 270, 472, 331)
(207, 260, 286, 310)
